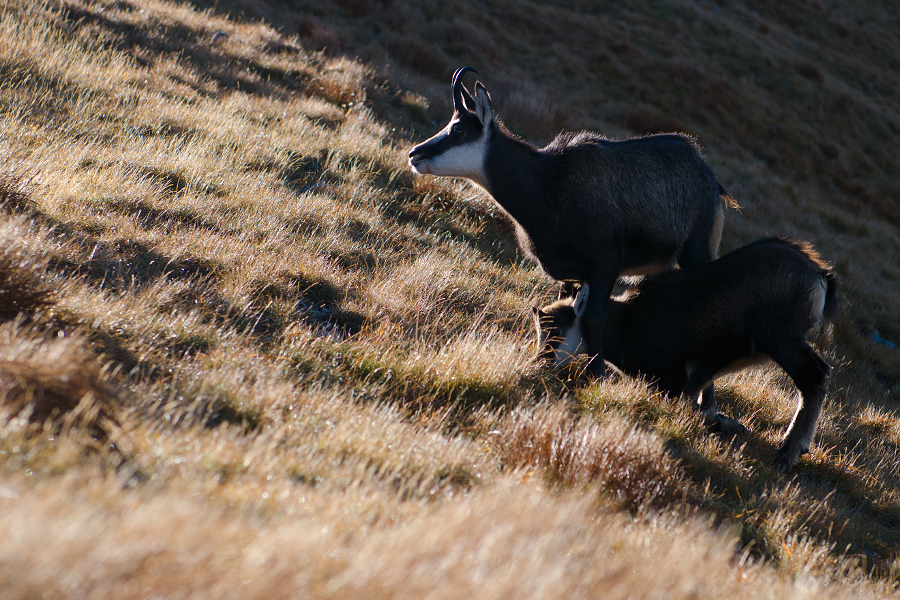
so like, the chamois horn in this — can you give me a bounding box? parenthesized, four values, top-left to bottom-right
(452, 66, 479, 113)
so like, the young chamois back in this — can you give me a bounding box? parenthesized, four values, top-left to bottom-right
(534, 237, 839, 472)
(410, 67, 737, 377)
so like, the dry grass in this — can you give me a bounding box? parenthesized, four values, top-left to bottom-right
(0, 474, 808, 599)
(0, 323, 120, 444)
(487, 400, 678, 506)
(0, 0, 899, 596)
(0, 218, 54, 321)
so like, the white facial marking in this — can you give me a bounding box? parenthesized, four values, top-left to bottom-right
(553, 318, 585, 369)
(424, 138, 487, 183)
(409, 157, 431, 175)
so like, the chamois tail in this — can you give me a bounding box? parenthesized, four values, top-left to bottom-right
(822, 270, 840, 323)
(718, 182, 740, 210)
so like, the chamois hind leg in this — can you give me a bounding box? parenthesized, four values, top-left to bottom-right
(771, 342, 832, 473)
(681, 363, 718, 412)
(582, 266, 619, 378)
(682, 370, 713, 414)
(678, 199, 723, 270)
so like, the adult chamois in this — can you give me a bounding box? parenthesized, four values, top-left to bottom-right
(409, 67, 736, 377)
(534, 237, 839, 472)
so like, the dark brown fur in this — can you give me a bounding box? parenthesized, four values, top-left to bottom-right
(535, 237, 838, 472)
(410, 68, 735, 378)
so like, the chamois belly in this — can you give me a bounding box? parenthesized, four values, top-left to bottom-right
(701, 335, 773, 380)
(711, 352, 773, 379)
(518, 216, 681, 283)
(523, 230, 592, 282)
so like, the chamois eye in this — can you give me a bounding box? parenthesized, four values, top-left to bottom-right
(450, 124, 464, 138)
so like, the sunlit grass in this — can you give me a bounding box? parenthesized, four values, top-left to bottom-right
(0, 0, 899, 597)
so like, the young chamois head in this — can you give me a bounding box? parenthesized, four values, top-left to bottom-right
(533, 283, 589, 369)
(408, 67, 494, 187)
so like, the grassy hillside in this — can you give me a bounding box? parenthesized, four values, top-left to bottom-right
(1, 0, 900, 596)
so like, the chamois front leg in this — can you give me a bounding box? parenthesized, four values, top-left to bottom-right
(582, 268, 618, 378)
(698, 384, 717, 412)
(684, 367, 746, 438)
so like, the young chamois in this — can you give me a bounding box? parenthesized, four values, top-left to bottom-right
(534, 237, 839, 472)
(409, 67, 737, 378)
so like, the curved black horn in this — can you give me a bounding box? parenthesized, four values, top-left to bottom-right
(452, 66, 479, 112)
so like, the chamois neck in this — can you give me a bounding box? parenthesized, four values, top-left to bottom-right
(481, 124, 553, 221)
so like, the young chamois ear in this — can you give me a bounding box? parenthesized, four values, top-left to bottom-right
(573, 282, 589, 319)
(555, 283, 588, 368)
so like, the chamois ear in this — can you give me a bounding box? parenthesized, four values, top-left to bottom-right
(460, 83, 476, 113)
(474, 82, 493, 128)
(573, 283, 589, 318)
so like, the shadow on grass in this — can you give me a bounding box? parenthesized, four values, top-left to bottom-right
(52, 237, 221, 293)
(627, 381, 900, 578)
(252, 273, 367, 340)
(54, 2, 309, 102)
(102, 197, 226, 234)
(2, 177, 369, 381)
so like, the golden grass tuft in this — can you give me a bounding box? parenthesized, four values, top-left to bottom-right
(397, 326, 537, 407)
(305, 57, 371, 106)
(489, 401, 678, 506)
(0, 218, 54, 321)
(0, 324, 120, 443)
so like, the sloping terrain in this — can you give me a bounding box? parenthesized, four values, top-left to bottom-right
(1, 0, 899, 596)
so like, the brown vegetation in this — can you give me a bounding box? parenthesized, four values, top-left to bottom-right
(0, 0, 899, 596)
(0, 219, 54, 321)
(0, 324, 120, 443)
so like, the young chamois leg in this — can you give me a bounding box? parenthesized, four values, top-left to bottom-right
(770, 342, 832, 473)
(682, 367, 746, 438)
(582, 266, 620, 378)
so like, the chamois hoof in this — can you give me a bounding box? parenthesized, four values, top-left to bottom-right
(774, 443, 807, 474)
(716, 415, 748, 440)
(704, 411, 748, 440)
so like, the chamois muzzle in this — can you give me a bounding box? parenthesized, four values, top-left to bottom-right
(408, 140, 439, 173)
